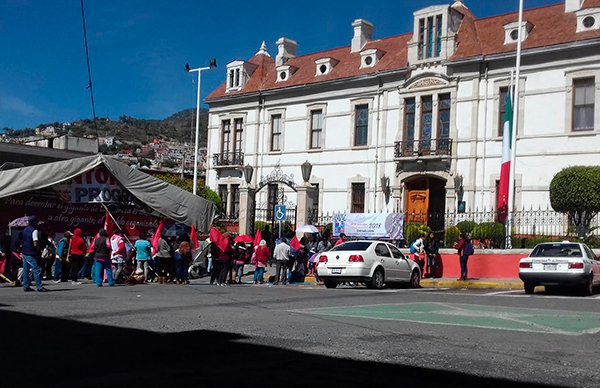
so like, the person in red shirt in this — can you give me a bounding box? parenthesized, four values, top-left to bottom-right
(335, 233, 347, 247)
(69, 228, 87, 284)
(253, 240, 270, 284)
(217, 233, 233, 286)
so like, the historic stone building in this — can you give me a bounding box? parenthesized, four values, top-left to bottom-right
(205, 0, 600, 234)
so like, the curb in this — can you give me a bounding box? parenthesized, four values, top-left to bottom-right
(421, 279, 524, 290)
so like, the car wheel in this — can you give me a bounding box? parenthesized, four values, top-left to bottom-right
(524, 282, 535, 295)
(582, 275, 594, 296)
(324, 279, 338, 289)
(367, 267, 385, 290)
(410, 270, 421, 288)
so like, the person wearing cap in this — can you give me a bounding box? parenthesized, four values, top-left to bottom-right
(21, 216, 46, 292)
(54, 231, 73, 283)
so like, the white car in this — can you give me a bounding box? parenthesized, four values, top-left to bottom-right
(519, 242, 600, 295)
(316, 240, 421, 289)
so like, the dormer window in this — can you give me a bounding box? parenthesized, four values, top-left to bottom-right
(226, 60, 258, 92)
(315, 58, 339, 76)
(360, 49, 384, 69)
(503, 21, 533, 45)
(276, 65, 298, 83)
(576, 9, 600, 33)
(418, 14, 443, 60)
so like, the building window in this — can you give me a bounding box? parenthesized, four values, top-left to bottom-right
(310, 110, 322, 149)
(271, 114, 282, 151)
(438, 94, 451, 138)
(230, 184, 239, 218)
(418, 15, 442, 60)
(404, 98, 416, 151)
(311, 183, 320, 213)
(355, 105, 369, 146)
(221, 120, 231, 154)
(421, 96, 433, 149)
(218, 184, 228, 213)
(351, 183, 365, 213)
(573, 77, 595, 131)
(234, 118, 243, 153)
(228, 70, 234, 88)
(235, 69, 240, 87)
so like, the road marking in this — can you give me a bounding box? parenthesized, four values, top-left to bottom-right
(294, 302, 600, 336)
(484, 290, 523, 296)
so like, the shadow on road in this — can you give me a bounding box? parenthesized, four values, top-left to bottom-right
(0, 308, 566, 388)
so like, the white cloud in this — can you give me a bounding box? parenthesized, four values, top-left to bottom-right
(0, 94, 42, 116)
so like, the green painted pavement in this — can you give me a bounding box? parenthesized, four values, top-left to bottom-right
(300, 303, 600, 335)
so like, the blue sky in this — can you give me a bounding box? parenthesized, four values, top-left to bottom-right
(0, 0, 560, 130)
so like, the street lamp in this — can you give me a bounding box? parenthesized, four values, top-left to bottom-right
(243, 164, 254, 185)
(301, 160, 312, 183)
(380, 175, 391, 204)
(186, 59, 217, 195)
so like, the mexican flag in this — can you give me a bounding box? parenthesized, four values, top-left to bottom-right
(498, 90, 513, 222)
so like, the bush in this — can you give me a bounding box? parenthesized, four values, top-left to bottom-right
(523, 236, 563, 249)
(550, 166, 600, 238)
(444, 226, 461, 248)
(456, 221, 477, 234)
(471, 222, 505, 248)
(404, 222, 432, 246)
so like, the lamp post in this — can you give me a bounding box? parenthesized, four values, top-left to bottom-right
(380, 175, 390, 205)
(243, 164, 254, 185)
(301, 160, 312, 183)
(186, 59, 217, 195)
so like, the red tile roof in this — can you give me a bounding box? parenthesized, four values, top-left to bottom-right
(452, 3, 600, 60)
(206, 2, 600, 101)
(206, 34, 411, 100)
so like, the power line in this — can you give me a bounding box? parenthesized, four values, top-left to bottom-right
(80, 0, 98, 136)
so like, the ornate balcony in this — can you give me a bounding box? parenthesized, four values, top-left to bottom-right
(394, 138, 452, 158)
(213, 151, 244, 168)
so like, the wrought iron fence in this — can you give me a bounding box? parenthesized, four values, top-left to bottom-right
(212, 151, 244, 167)
(306, 207, 600, 249)
(394, 138, 452, 158)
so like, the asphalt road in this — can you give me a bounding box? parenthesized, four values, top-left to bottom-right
(2, 278, 600, 388)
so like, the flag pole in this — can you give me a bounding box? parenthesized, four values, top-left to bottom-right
(101, 203, 135, 247)
(506, 0, 524, 249)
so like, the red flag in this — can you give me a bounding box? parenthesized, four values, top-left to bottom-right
(290, 235, 301, 252)
(210, 227, 228, 252)
(104, 211, 114, 238)
(151, 221, 165, 255)
(190, 225, 199, 250)
(254, 228, 262, 249)
(0, 255, 6, 274)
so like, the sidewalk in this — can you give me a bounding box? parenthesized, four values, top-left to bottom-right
(421, 278, 523, 290)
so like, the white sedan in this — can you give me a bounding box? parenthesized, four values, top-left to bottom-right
(519, 242, 600, 295)
(316, 240, 421, 289)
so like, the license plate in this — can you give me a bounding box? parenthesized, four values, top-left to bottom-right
(331, 268, 342, 274)
(544, 264, 557, 271)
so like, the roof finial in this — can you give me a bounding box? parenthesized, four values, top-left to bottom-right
(256, 41, 271, 57)
(452, 0, 467, 8)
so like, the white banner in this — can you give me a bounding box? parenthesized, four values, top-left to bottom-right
(53, 167, 133, 203)
(333, 213, 404, 240)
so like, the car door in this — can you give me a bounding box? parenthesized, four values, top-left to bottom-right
(374, 243, 396, 281)
(583, 245, 600, 283)
(388, 244, 411, 281)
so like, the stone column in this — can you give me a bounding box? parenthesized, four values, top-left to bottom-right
(296, 183, 314, 227)
(238, 186, 256, 236)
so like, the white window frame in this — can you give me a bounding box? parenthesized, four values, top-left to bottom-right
(565, 69, 600, 134)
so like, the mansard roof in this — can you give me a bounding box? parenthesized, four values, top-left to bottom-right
(206, 1, 600, 101)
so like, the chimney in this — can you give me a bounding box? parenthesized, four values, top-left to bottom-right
(351, 19, 375, 53)
(276, 38, 298, 66)
(565, 0, 583, 13)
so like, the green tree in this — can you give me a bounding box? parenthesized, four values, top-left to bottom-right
(550, 166, 600, 239)
(162, 159, 178, 169)
(152, 174, 223, 214)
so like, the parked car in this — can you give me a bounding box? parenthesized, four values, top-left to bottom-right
(519, 242, 600, 295)
(316, 240, 421, 289)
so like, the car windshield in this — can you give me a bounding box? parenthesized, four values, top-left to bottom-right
(530, 244, 582, 258)
(330, 242, 372, 251)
